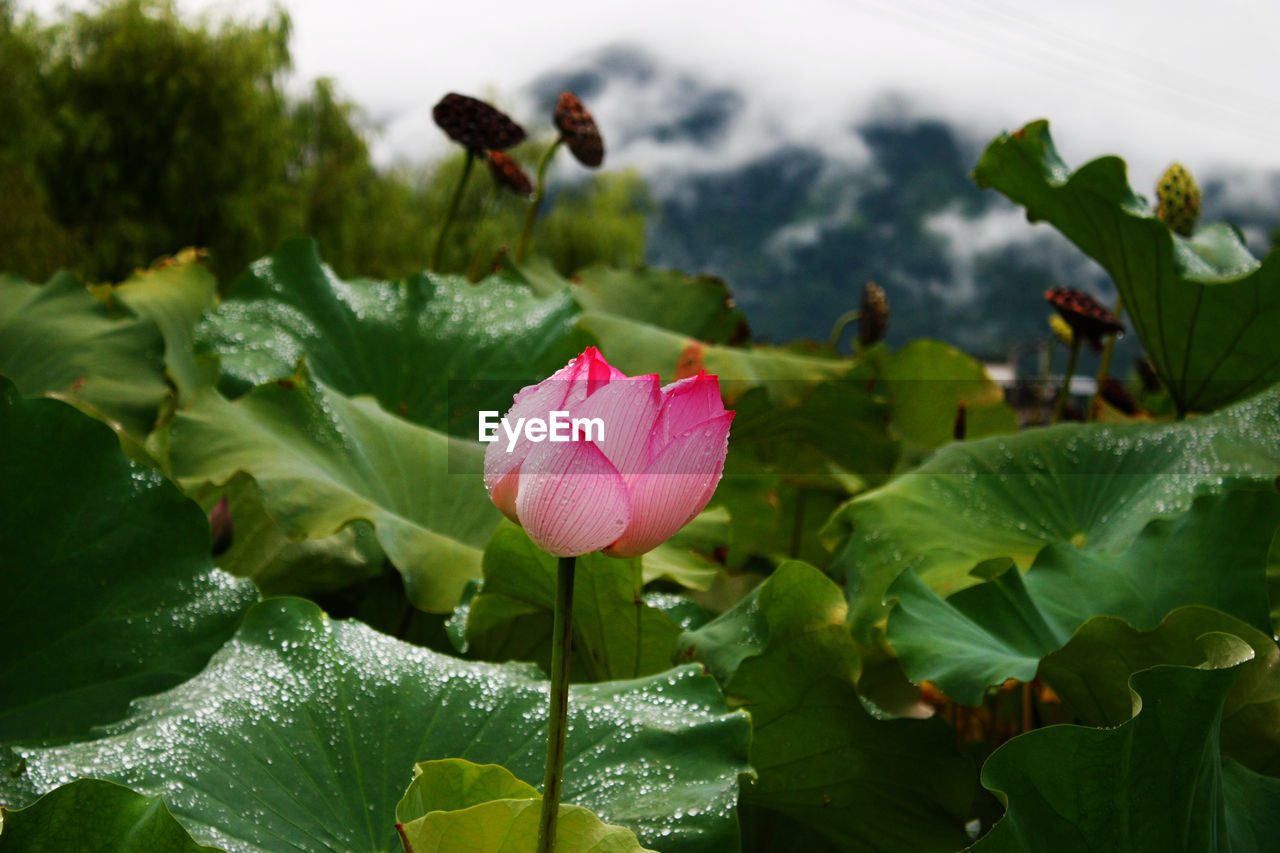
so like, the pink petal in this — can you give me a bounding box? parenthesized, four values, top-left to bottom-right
(487, 469, 520, 523)
(578, 346, 629, 397)
(514, 437, 632, 557)
(483, 347, 628, 497)
(605, 410, 733, 558)
(483, 374, 568, 494)
(657, 373, 726, 445)
(571, 374, 662, 477)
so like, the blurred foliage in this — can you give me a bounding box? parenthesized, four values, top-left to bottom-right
(0, 0, 647, 283)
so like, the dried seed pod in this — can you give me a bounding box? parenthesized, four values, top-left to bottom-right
(953, 400, 967, 441)
(486, 151, 533, 196)
(1156, 162, 1201, 237)
(1044, 287, 1122, 350)
(554, 92, 604, 168)
(859, 282, 889, 347)
(432, 93, 526, 152)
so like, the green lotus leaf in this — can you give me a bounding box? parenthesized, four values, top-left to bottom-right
(196, 238, 594, 434)
(639, 506, 728, 591)
(680, 562, 974, 852)
(398, 799, 654, 853)
(190, 473, 385, 599)
(0, 779, 224, 853)
(503, 257, 749, 345)
(0, 378, 257, 745)
(395, 759, 539, 822)
(827, 383, 1280, 641)
(169, 372, 501, 611)
(1039, 606, 1280, 776)
(971, 661, 1280, 851)
(394, 759, 655, 853)
(974, 119, 1280, 414)
(113, 253, 220, 406)
(727, 380, 899, 487)
(1, 598, 752, 853)
(579, 312, 847, 403)
(870, 339, 1018, 458)
(460, 522, 681, 682)
(885, 489, 1280, 705)
(0, 270, 168, 438)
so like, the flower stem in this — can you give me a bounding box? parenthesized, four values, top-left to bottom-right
(536, 554, 576, 853)
(517, 138, 563, 263)
(1052, 337, 1081, 424)
(1088, 295, 1125, 420)
(827, 309, 860, 351)
(430, 149, 476, 272)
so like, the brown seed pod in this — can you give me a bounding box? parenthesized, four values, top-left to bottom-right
(859, 282, 889, 347)
(953, 400, 967, 441)
(432, 93, 526, 152)
(1044, 287, 1122, 349)
(486, 151, 533, 196)
(554, 91, 604, 168)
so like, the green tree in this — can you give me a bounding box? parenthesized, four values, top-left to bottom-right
(0, 0, 648, 284)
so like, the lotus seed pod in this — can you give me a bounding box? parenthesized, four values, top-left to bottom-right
(859, 282, 889, 347)
(553, 92, 605, 168)
(486, 151, 533, 196)
(432, 93, 526, 152)
(1044, 287, 1122, 350)
(1048, 315, 1074, 347)
(1156, 162, 1200, 236)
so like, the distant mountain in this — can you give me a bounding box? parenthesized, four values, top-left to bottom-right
(529, 45, 1280, 362)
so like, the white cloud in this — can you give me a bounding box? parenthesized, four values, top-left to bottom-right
(923, 204, 1042, 303)
(19, 0, 1280, 195)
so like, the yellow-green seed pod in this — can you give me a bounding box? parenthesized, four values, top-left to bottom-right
(1049, 314, 1074, 347)
(1156, 162, 1201, 237)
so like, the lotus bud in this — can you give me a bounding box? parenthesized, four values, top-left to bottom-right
(483, 347, 733, 557)
(1156, 163, 1200, 236)
(553, 92, 605, 168)
(208, 496, 233, 557)
(858, 282, 889, 347)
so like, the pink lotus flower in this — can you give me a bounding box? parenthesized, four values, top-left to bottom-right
(483, 347, 733, 557)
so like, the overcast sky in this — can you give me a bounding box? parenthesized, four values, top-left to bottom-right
(21, 0, 1280, 192)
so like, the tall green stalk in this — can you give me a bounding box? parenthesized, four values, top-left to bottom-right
(536, 554, 576, 853)
(517, 138, 562, 263)
(429, 149, 476, 271)
(1052, 337, 1081, 424)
